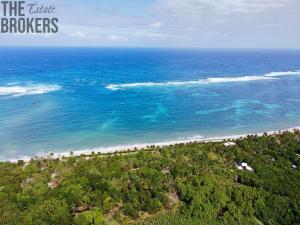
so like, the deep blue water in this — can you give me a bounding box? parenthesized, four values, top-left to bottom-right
(0, 47, 300, 161)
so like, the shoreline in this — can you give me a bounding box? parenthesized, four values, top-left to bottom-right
(6, 125, 300, 163)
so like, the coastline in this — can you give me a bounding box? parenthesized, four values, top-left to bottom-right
(7, 125, 300, 163)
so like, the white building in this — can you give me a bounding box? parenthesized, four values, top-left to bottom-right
(236, 162, 254, 172)
(245, 165, 254, 172)
(241, 162, 248, 167)
(224, 142, 236, 147)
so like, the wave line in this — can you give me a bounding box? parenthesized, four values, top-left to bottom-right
(106, 70, 300, 91)
(0, 83, 62, 97)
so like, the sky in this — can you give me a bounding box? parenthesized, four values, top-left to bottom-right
(0, 0, 300, 48)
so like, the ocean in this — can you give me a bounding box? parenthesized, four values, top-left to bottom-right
(0, 47, 300, 161)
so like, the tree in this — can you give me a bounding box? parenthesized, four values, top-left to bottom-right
(26, 198, 72, 225)
(123, 203, 139, 219)
(74, 208, 105, 225)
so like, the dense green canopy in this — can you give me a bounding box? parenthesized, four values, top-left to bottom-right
(0, 131, 300, 225)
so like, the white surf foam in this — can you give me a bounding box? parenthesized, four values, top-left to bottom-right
(7, 126, 300, 163)
(265, 71, 300, 77)
(106, 70, 300, 91)
(0, 84, 62, 97)
(203, 76, 275, 83)
(106, 76, 276, 90)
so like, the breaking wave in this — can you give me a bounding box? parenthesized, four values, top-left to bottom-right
(0, 83, 62, 97)
(106, 70, 300, 90)
(265, 71, 300, 77)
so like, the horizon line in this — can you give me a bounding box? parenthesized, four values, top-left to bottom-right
(0, 46, 300, 51)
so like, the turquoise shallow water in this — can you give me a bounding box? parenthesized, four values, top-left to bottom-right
(0, 48, 300, 161)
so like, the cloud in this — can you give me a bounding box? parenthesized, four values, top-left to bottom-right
(149, 22, 163, 28)
(146, 0, 300, 48)
(108, 35, 126, 41)
(70, 32, 87, 39)
(1, 0, 299, 48)
(152, 0, 290, 17)
(69, 31, 102, 40)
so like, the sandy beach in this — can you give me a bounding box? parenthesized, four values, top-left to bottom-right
(10, 126, 300, 163)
